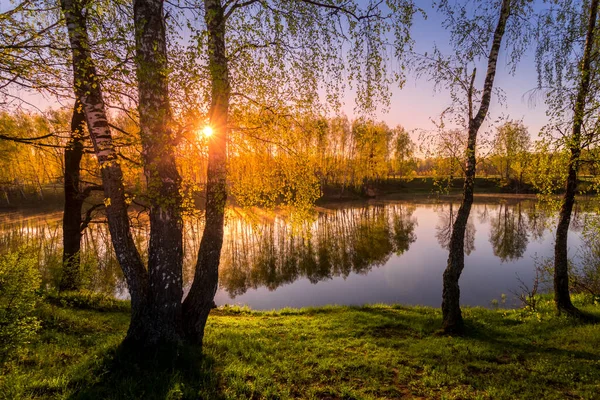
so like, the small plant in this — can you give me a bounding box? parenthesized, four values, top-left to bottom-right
(571, 223, 600, 303)
(511, 270, 540, 311)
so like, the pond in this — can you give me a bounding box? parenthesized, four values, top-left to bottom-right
(0, 197, 589, 310)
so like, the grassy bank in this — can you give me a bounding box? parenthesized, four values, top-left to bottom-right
(318, 176, 600, 202)
(1, 297, 600, 400)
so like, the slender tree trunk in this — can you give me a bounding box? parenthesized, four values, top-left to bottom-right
(183, 0, 230, 344)
(554, 0, 598, 317)
(441, 0, 510, 334)
(61, 0, 151, 344)
(60, 101, 85, 292)
(134, 0, 184, 345)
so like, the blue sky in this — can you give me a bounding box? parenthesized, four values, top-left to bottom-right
(339, 1, 550, 141)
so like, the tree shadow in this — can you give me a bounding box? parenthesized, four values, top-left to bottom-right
(461, 318, 600, 363)
(68, 342, 223, 400)
(353, 306, 600, 363)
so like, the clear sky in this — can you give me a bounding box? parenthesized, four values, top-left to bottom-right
(340, 1, 550, 142)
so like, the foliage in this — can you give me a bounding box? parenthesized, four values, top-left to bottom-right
(352, 118, 394, 183)
(0, 249, 41, 359)
(391, 125, 416, 178)
(176, 0, 418, 119)
(523, 141, 569, 196)
(533, 0, 600, 196)
(1, 300, 600, 399)
(0, 112, 64, 201)
(419, 128, 467, 192)
(492, 120, 531, 182)
(0, 108, 142, 207)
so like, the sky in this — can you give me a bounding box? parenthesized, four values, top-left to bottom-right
(4, 0, 551, 145)
(339, 1, 550, 142)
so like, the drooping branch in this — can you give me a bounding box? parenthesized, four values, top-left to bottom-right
(296, 0, 384, 22)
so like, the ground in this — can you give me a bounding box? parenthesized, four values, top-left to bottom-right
(1, 295, 600, 399)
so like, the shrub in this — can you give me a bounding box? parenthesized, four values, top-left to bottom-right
(0, 250, 41, 358)
(572, 228, 600, 303)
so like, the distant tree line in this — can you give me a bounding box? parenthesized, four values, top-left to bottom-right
(3, 111, 599, 206)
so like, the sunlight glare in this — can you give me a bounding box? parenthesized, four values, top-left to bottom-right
(201, 126, 214, 138)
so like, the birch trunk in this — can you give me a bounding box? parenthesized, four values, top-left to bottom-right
(554, 0, 598, 317)
(183, 0, 230, 344)
(441, 0, 511, 333)
(61, 0, 151, 344)
(134, 0, 184, 344)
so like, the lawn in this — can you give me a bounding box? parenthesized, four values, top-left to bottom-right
(1, 295, 600, 399)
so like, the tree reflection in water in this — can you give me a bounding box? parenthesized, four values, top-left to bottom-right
(435, 203, 476, 255)
(489, 202, 529, 262)
(1, 199, 592, 305)
(219, 205, 417, 297)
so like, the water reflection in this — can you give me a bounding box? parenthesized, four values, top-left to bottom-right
(0, 199, 591, 309)
(489, 202, 529, 262)
(220, 205, 417, 297)
(435, 203, 476, 255)
(0, 212, 125, 295)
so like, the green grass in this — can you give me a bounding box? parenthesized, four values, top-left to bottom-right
(1, 297, 600, 399)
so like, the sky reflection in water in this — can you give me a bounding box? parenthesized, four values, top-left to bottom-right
(0, 199, 586, 310)
(214, 200, 583, 310)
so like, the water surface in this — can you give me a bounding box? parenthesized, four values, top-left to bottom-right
(0, 198, 588, 309)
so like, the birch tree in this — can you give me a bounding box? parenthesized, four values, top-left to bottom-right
(59, 0, 417, 347)
(61, 0, 153, 344)
(1, 0, 138, 293)
(536, 0, 600, 317)
(179, 0, 418, 343)
(413, 0, 533, 333)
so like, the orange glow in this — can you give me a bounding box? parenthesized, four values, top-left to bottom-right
(201, 126, 214, 138)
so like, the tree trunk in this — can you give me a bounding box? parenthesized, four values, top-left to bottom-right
(134, 0, 184, 345)
(441, 0, 510, 334)
(554, 163, 581, 315)
(61, 0, 151, 345)
(183, 0, 230, 345)
(60, 100, 85, 292)
(554, 0, 598, 317)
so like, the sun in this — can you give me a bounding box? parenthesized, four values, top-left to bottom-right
(201, 126, 214, 138)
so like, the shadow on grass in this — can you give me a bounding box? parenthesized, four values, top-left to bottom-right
(461, 317, 600, 363)
(68, 343, 223, 400)
(353, 306, 600, 360)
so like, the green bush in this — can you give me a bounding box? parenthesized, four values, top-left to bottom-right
(0, 250, 41, 358)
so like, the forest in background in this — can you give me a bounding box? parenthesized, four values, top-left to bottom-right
(2, 111, 598, 208)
